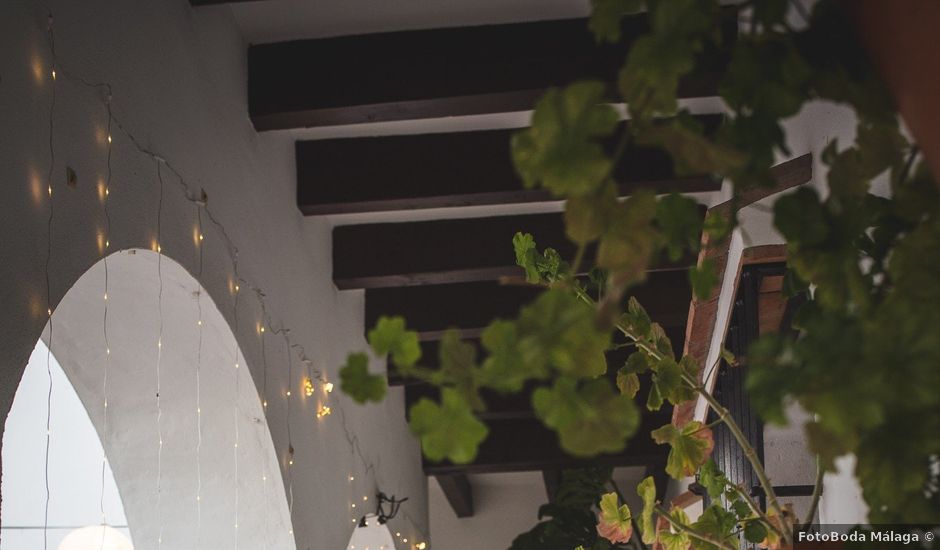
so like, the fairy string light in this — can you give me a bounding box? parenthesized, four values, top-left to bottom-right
(232, 255, 241, 549)
(284, 333, 295, 536)
(40, 11, 58, 550)
(37, 10, 431, 546)
(99, 87, 114, 542)
(195, 202, 205, 549)
(154, 160, 166, 550)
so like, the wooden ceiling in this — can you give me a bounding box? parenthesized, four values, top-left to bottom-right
(192, 1, 743, 518)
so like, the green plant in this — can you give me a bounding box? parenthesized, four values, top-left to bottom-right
(340, 0, 940, 547)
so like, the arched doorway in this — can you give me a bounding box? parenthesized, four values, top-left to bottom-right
(1, 250, 295, 550)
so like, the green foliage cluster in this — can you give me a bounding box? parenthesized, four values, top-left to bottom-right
(339, 0, 940, 545)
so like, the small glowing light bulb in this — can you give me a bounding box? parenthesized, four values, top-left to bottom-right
(196, 495, 201, 501)
(106, 348, 110, 355)
(104, 292, 108, 300)
(199, 233, 204, 241)
(396, 533, 401, 538)
(403, 539, 407, 543)
(105, 187, 110, 196)
(349, 476, 355, 481)
(262, 475, 267, 481)
(263, 400, 268, 408)
(51, 69, 56, 80)
(105, 239, 110, 248)
(351, 503, 356, 508)
(288, 459, 293, 466)
(286, 390, 291, 396)
(417, 543, 427, 549)
(234, 284, 240, 292)
(197, 319, 202, 326)
(47, 185, 52, 197)
(363, 496, 368, 502)
(157, 245, 162, 253)
(316, 406, 331, 418)
(303, 377, 315, 397)
(107, 134, 112, 144)
(324, 382, 334, 393)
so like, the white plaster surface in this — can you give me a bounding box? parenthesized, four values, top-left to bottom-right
(0, 1, 427, 548)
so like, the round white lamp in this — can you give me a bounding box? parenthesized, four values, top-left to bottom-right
(58, 525, 133, 550)
(346, 514, 396, 550)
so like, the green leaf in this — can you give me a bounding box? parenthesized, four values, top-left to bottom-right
(773, 187, 827, 246)
(656, 193, 704, 261)
(658, 507, 692, 550)
(597, 492, 633, 543)
(512, 81, 620, 198)
(339, 352, 388, 404)
(438, 329, 484, 411)
(691, 505, 737, 550)
(367, 316, 422, 369)
(636, 476, 657, 545)
(517, 289, 611, 379)
(744, 521, 768, 544)
(651, 421, 716, 478)
(533, 377, 640, 457)
(623, 351, 651, 374)
(621, 297, 653, 339)
(565, 183, 618, 244)
(638, 121, 746, 175)
(616, 368, 641, 398)
(597, 190, 659, 282)
(698, 459, 727, 499)
(480, 320, 544, 392)
(650, 356, 695, 408)
(589, 0, 644, 43)
(513, 232, 541, 283)
(689, 258, 719, 301)
(408, 388, 489, 464)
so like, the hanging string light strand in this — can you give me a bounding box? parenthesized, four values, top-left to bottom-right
(40, 10, 429, 545)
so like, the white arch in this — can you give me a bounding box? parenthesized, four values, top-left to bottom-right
(3, 249, 295, 550)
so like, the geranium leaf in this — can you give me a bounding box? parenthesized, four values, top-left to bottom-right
(652, 421, 716, 478)
(409, 388, 488, 464)
(339, 352, 387, 404)
(367, 316, 421, 369)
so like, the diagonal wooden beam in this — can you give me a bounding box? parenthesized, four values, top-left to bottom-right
(434, 473, 475, 518)
(333, 210, 703, 290)
(249, 14, 735, 130)
(672, 154, 812, 427)
(299, 116, 721, 216)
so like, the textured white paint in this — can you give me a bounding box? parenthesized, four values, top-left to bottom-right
(0, 1, 426, 548)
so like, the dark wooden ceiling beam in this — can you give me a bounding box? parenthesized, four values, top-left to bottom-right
(364, 270, 691, 341)
(393, 330, 685, 387)
(249, 13, 735, 130)
(333, 208, 704, 290)
(435, 473, 475, 518)
(299, 116, 721, 216)
(423, 415, 668, 475)
(190, 0, 268, 5)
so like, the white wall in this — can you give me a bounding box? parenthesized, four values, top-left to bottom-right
(0, 1, 427, 548)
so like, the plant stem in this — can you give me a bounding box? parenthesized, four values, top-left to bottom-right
(654, 505, 737, 550)
(803, 456, 824, 527)
(574, 284, 792, 545)
(729, 483, 787, 541)
(689, 375, 791, 546)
